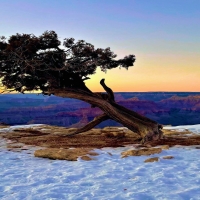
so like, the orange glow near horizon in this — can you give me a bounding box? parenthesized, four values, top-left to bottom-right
(86, 53, 200, 92)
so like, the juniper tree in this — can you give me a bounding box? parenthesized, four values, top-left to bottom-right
(0, 31, 163, 142)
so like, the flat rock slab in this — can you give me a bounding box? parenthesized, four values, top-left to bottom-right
(163, 155, 174, 159)
(144, 157, 159, 163)
(34, 148, 98, 161)
(121, 147, 162, 158)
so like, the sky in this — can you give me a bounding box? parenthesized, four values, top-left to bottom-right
(0, 0, 200, 92)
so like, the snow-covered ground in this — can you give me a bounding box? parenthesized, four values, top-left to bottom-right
(1, 125, 200, 200)
(164, 124, 200, 134)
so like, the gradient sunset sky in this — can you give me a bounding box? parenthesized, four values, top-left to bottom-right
(1, 0, 200, 92)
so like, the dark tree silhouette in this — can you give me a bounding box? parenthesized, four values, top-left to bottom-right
(0, 31, 163, 142)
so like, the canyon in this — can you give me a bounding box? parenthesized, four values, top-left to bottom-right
(0, 92, 200, 127)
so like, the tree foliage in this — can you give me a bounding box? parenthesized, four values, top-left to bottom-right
(0, 31, 135, 93)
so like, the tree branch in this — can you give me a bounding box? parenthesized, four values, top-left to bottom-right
(100, 78, 115, 102)
(66, 113, 110, 136)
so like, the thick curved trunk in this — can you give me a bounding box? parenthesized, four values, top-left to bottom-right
(49, 84, 163, 142)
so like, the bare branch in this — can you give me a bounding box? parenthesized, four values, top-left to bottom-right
(100, 79, 115, 102)
(66, 113, 110, 136)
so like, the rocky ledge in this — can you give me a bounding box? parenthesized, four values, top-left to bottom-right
(0, 125, 200, 161)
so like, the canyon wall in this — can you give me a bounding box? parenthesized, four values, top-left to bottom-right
(0, 92, 200, 127)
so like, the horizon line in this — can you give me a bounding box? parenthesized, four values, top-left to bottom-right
(1, 91, 200, 95)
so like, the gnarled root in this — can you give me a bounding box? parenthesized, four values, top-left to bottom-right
(141, 125, 164, 144)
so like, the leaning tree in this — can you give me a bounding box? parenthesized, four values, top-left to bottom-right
(0, 31, 163, 142)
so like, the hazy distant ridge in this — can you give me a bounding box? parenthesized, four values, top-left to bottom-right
(0, 92, 200, 127)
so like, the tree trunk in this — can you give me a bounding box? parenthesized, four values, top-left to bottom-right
(49, 79, 163, 142)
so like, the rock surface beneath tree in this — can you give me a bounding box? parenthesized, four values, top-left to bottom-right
(0, 125, 200, 161)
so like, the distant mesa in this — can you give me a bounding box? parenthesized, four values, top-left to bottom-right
(124, 97, 139, 101)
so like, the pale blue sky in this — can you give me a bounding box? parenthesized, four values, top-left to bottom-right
(1, 0, 200, 91)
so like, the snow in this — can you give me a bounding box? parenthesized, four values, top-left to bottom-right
(1, 125, 200, 199)
(164, 124, 200, 134)
(0, 124, 45, 133)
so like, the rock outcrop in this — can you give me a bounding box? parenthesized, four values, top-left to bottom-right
(121, 148, 162, 158)
(34, 148, 98, 161)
